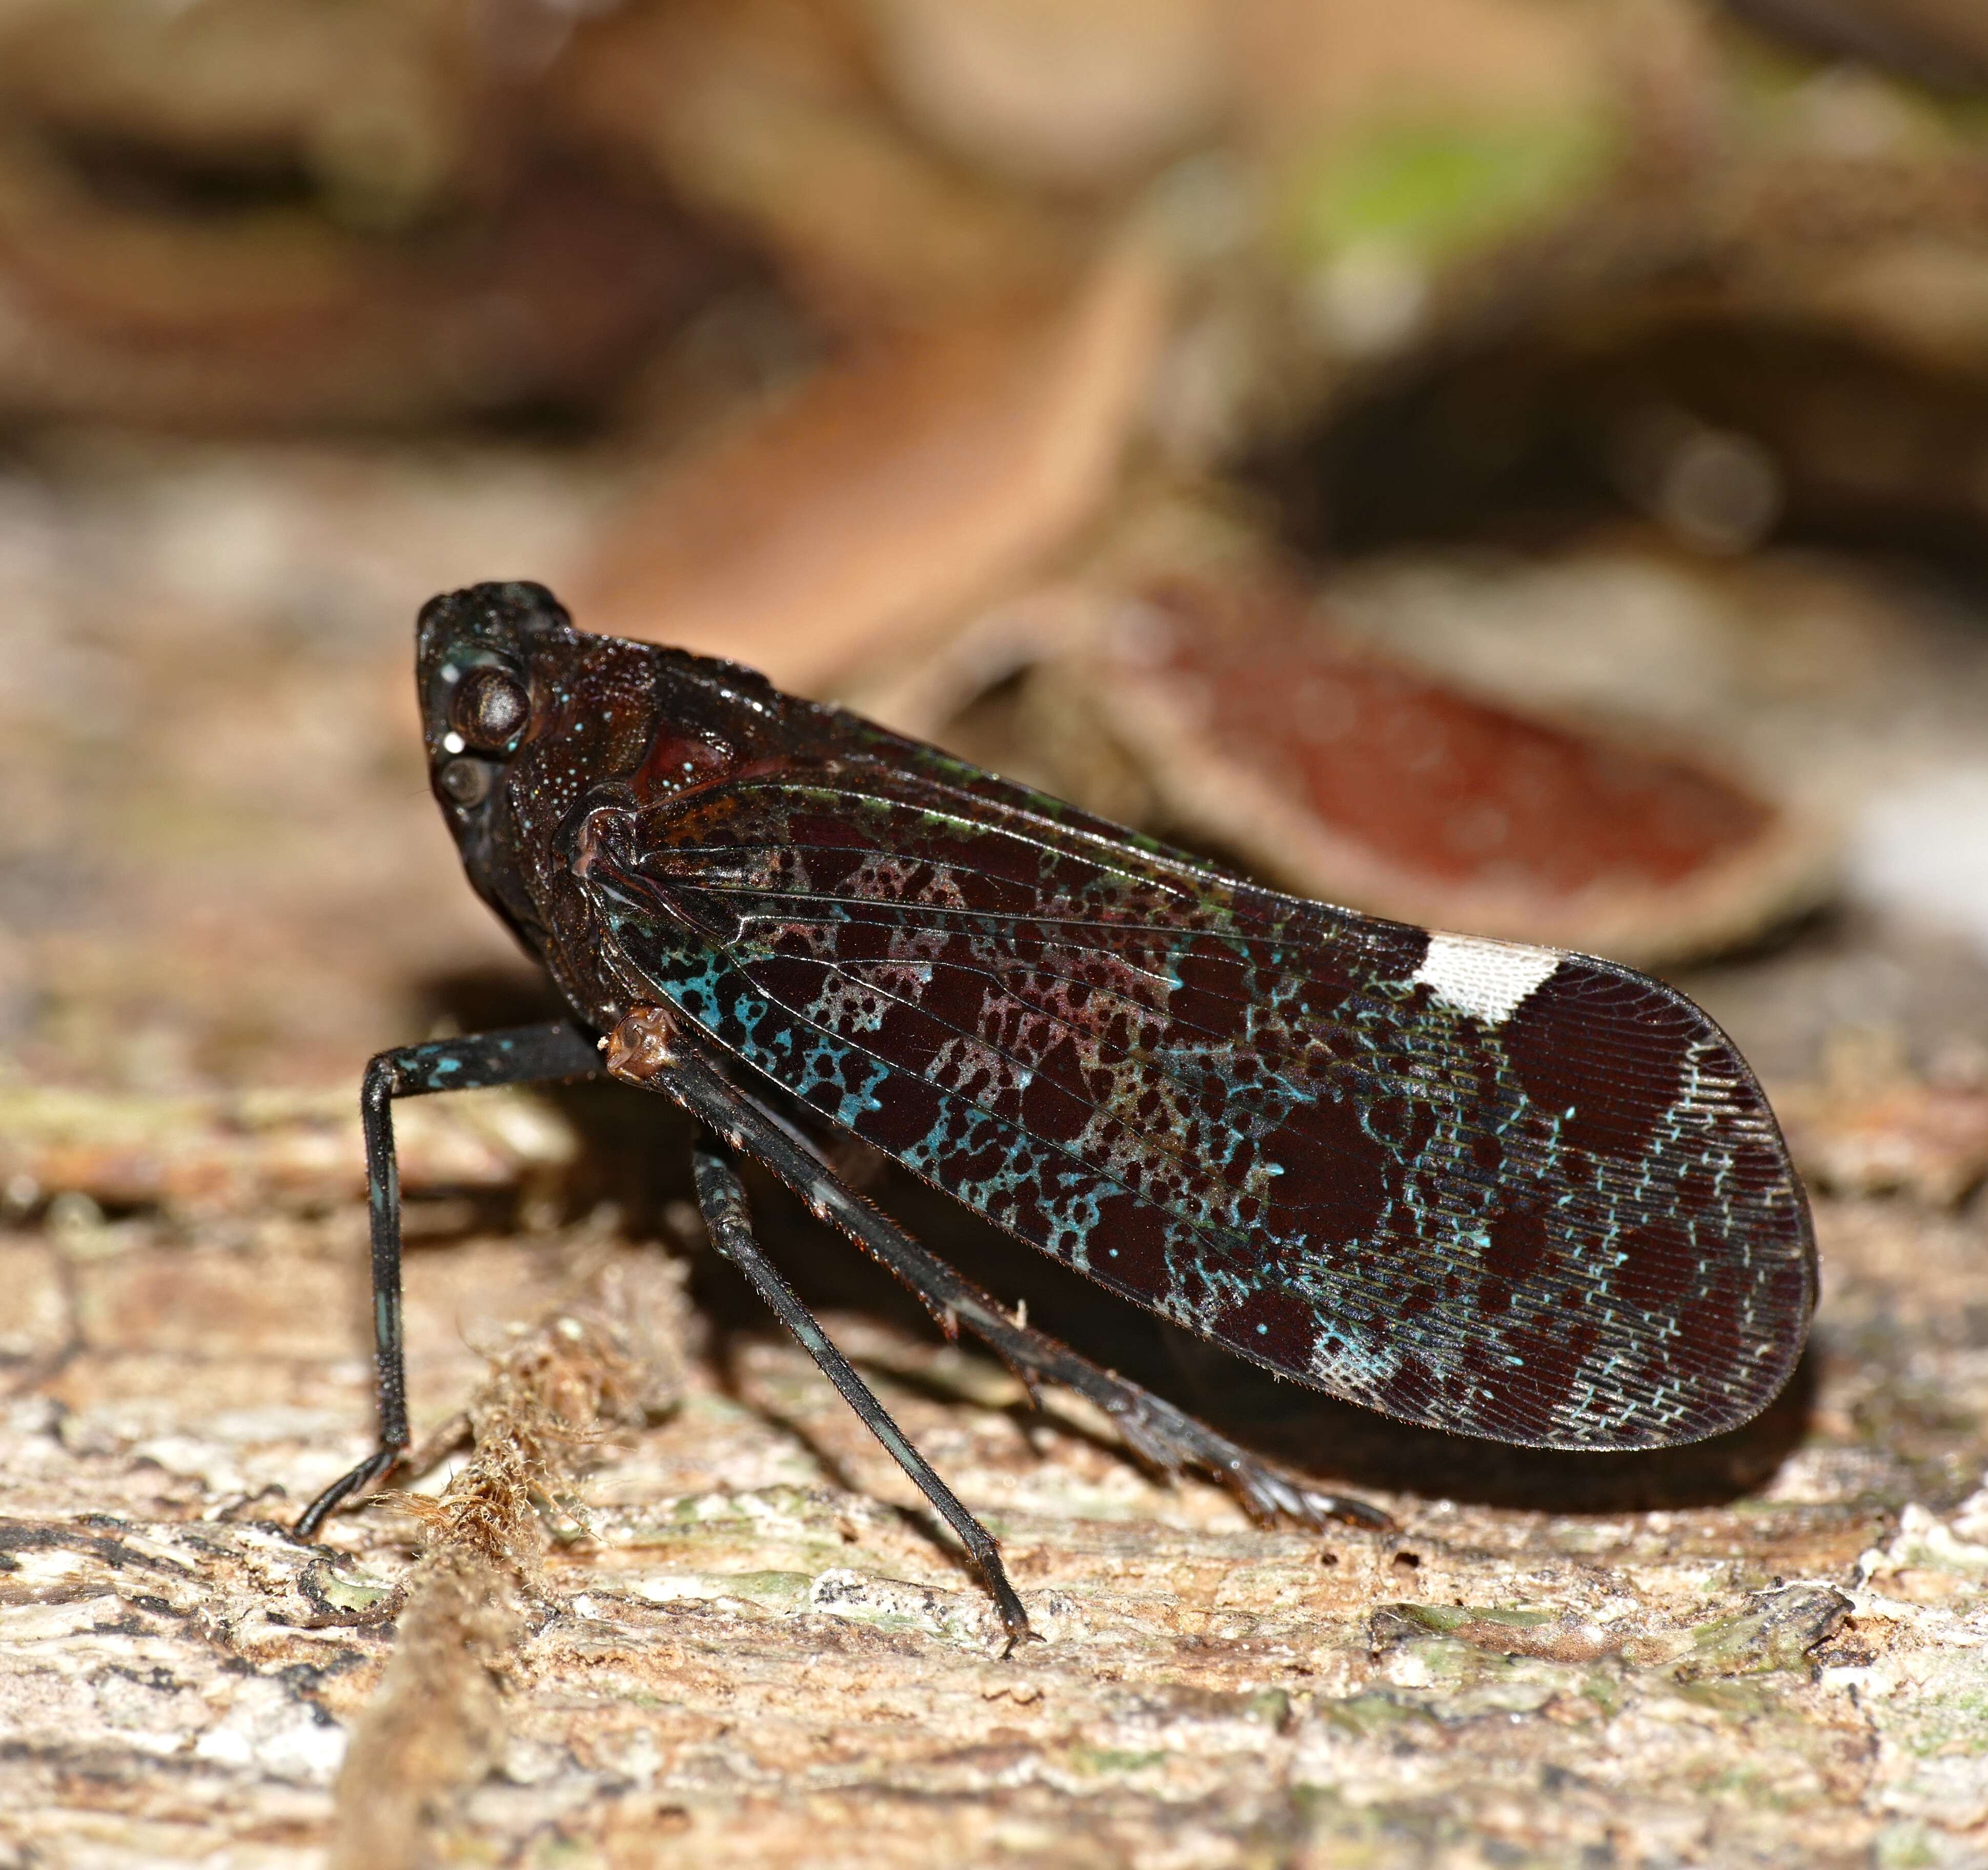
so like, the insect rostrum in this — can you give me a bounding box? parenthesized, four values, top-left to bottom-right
(299, 581, 1816, 1640)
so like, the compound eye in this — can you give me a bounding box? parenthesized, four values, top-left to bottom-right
(450, 665, 530, 751)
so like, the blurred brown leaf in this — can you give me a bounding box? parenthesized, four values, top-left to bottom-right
(0, 0, 725, 426)
(859, 0, 1232, 191)
(1024, 572, 1829, 964)
(577, 237, 1170, 692)
(1726, 0, 1988, 89)
(555, 0, 1079, 327)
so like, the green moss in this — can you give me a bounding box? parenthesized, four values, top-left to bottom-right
(1385, 1600, 1559, 1636)
(1317, 1691, 1440, 1737)
(1674, 1678, 1774, 1717)
(1579, 1671, 1625, 1719)
(713, 1569, 817, 1603)
(636, 1568, 815, 1615)
(1888, 1658, 1988, 1759)
(1290, 110, 1612, 265)
(1241, 1687, 1292, 1729)
(1068, 1745, 1168, 1776)
(1673, 1586, 1851, 1680)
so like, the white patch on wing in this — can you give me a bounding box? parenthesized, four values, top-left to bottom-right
(1411, 932, 1561, 1026)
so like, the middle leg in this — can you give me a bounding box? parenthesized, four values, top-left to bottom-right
(626, 1026, 1392, 1535)
(691, 1142, 1033, 1644)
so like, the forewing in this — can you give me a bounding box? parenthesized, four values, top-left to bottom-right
(584, 745, 1814, 1450)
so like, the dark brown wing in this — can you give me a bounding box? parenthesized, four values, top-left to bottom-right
(581, 745, 1814, 1449)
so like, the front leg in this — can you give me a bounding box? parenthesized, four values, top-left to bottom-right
(294, 1020, 604, 1541)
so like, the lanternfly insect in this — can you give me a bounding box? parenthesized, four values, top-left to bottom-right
(299, 582, 1816, 1641)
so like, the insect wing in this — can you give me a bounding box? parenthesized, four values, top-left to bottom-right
(583, 744, 1814, 1450)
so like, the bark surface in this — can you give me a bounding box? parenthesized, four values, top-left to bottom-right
(5, 441, 1988, 1870)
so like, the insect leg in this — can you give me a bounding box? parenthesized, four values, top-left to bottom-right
(294, 1020, 604, 1541)
(691, 1141, 1033, 1644)
(747, 1099, 1393, 1533)
(630, 1032, 1391, 1536)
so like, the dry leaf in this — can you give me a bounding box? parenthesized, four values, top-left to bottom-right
(554, 0, 1075, 325)
(860, 0, 1232, 191)
(577, 237, 1170, 693)
(1030, 572, 1829, 964)
(0, 3, 715, 426)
